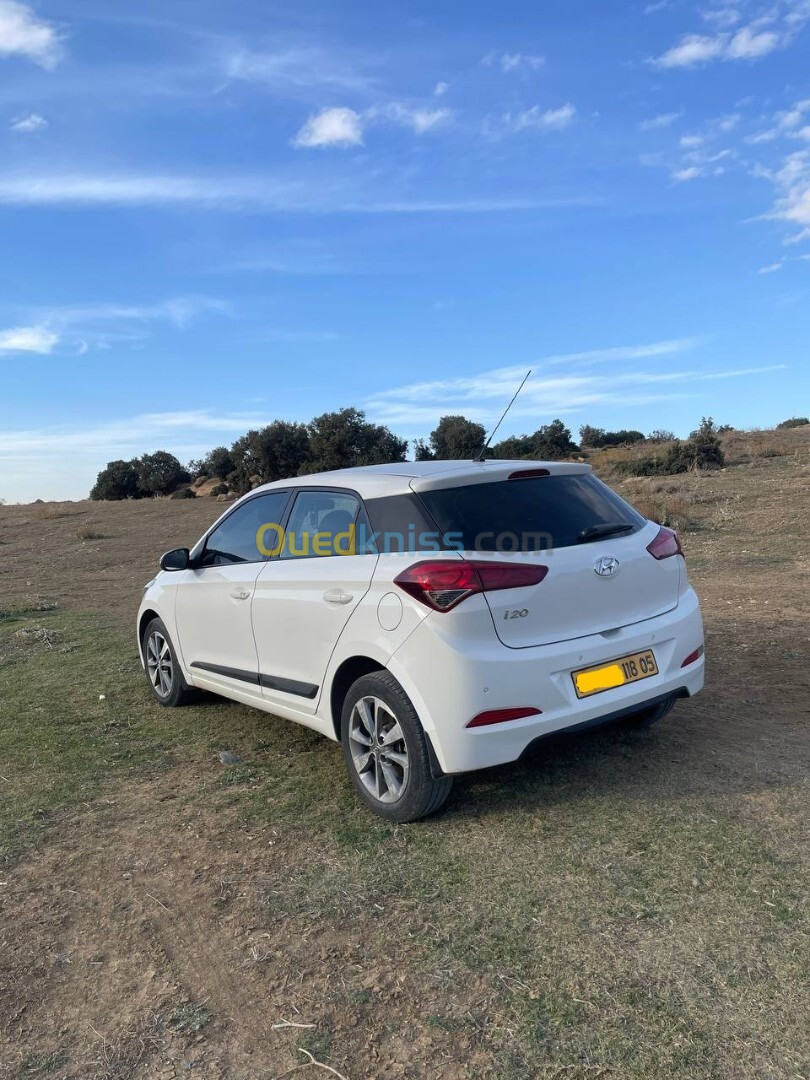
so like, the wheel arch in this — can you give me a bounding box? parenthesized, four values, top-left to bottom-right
(329, 655, 385, 739)
(137, 609, 161, 662)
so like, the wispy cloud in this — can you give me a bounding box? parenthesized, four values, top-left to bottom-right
(541, 337, 702, 366)
(366, 359, 784, 427)
(379, 103, 453, 134)
(433, 81, 449, 96)
(0, 410, 282, 501)
(0, 0, 63, 69)
(482, 51, 545, 73)
(292, 106, 364, 148)
(639, 111, 684, 131)
(490, 103, 576, 137)
(0, 325, 58, 354)
(0, 171, 589, 214)
(0, 296, 230, 355)
(224, 45, 376, 98)
(10, 110, 47, 131)
(758, 260, 784, 273)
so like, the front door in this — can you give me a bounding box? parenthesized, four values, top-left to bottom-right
(174, 490, 291, 695)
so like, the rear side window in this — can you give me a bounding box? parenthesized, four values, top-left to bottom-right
(417, 474, 644, 552)
(280, 490, 362, 558)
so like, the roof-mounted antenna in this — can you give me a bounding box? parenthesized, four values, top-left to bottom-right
(473, 368, 532, 462)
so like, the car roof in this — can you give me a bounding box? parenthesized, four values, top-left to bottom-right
(250, 459, 591, 500)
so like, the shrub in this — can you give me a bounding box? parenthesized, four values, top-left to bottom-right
(776, 416, 809, 429)
(629, 492, 693, 530)
(209, 483, 229, 497)
(647, 429, 676, 443)
(492, 419, 579, 461)
(171, 487, 196, 499)
(579, 425, 645, 448)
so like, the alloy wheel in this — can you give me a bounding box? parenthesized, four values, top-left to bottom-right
(146, 630, 173, 698)
(348, 695, 410, 803)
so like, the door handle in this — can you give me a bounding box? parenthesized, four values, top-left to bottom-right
(323, 589, 353, 605)
(230, 587, 251, 601)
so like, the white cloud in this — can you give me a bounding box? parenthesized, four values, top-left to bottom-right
(292, 106, 364, 149)
(0, 325, 57, 353)
(10, 110, 47, 132)
(700, 6, 742, 29)
(758, 261, 784, 273)
(653, 33, 727, 67)
(482, 51, 545, 73)
(672, 165, 704, 181)
(0, 0, 62, 68)
(651, 14, 801, 68)
(766, 151, 810, 236)
(639, 111, 683, 130)
(433, 81, 449, 96)
(680, 133, 705, 148)
(726, 25, 780, 57)
(505, 103, 576, 133)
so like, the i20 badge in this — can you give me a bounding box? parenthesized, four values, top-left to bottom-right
(594, 555, 620, 577)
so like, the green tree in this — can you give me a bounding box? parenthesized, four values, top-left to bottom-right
(191, 446, 235, 479)
(303, 408, 407, 473)
(490, 433, 536, 458)
(231, 421, 311, 490)
(136, 451, 190, 497)
(412, 438, 434, 461)
(428, 415, 487, 459)
(90, 459, 140, 500)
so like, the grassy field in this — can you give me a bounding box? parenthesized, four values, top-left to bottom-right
(1, 428, 809, 1079)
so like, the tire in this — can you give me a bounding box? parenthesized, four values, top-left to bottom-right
(619, 697, 676, 730)
(341, 671, 453, 823)
(142, 617, 191, 707)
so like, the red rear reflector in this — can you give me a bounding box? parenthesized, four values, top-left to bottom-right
(467, 707, 542, 728)
(646, 525, 684, 560)
(508, 468, 550, 479)
(681, 645, 704, 667)
(394, 560, 548, 612)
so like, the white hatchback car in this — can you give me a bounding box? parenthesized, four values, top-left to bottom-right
(138, 460, 704, 820)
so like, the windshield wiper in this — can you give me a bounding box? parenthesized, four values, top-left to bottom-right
(577, 522, 635, 543)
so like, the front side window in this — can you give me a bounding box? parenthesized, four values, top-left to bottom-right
(202, 491, 289, 565)
(280, 490, 362, 559)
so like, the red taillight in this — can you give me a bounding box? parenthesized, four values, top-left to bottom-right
(681, 645, 704, 667)
(467, 706, 542, 728)
(646, 525, 684, 560)
(394, 559, 548, 612)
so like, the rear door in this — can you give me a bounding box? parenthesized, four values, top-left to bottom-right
(251, 488, 378, 711)
(416, 473, 681, 648)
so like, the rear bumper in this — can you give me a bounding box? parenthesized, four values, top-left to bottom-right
(387, 586, 704, 774)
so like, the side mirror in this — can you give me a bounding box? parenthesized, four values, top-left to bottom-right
(160, 547, 190, 571)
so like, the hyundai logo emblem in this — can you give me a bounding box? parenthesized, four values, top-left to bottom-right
(594, 555, 620, 577)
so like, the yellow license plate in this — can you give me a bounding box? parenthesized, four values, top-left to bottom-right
(573, 649, 659, 699)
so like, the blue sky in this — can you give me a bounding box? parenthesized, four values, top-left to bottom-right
(1, 0, 809, 501)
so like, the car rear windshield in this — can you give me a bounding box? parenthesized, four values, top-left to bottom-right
(416, 474, 644, 553)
